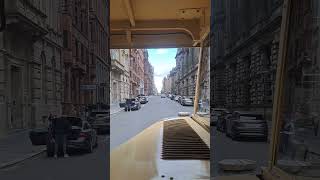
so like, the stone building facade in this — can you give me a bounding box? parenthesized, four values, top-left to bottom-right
(211, 0, 283, 118)
(0, 0, 63, 136)
(61, 0, 109, 115)
(175, 48, 199, 97)
(130, 49, 144, 97)
(110, 49, 130, 104)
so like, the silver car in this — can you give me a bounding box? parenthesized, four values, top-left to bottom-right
(181, 98, 193, 106)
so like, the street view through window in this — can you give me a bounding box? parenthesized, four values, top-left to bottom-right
(1, 0, 320, 179)
(110, 48, 204, 149)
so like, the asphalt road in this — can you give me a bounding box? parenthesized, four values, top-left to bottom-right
(110, 95, 194, 150)
(0, 135, 109, 180)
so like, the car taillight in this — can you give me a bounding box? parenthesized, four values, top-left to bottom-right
(79, 132, 88, 137)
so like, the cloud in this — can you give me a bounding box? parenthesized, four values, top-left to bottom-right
(156, 49, 169, 54)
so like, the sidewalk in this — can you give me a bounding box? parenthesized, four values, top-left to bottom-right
(0, 130, 46, 169)
(110, 103, 123, 115)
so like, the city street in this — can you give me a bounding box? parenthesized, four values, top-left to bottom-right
(0, 135, 109, 180)
(211, 127, 269, 176)
(110, 95, 194, 149)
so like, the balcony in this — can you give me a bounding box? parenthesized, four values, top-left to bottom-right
(111, 59, 125, 73)
(5, 0, 48, 37)
(72, 60, 87, 73)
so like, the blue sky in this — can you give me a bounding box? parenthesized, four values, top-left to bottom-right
(147, 48, 177, 93)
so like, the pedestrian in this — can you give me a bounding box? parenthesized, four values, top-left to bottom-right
(52, 117, 71, 158)
(48, 114, 55, 146)
(126, 98, 131, 112)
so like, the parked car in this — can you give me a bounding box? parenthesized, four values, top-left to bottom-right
(216, 111, 232, 132)
(170, 95, 175, 100)
(140, 96, 148, 104)
(87, 110, 109, 134)
(125, 98, 141, 111)
(181, 98, 193, 106)
(30, 116, 98, 157)
(174, 96, 180, 101)
(211, 108, 230, 127)
(161, 94, 166, 98)
(225, 111, 268, 141)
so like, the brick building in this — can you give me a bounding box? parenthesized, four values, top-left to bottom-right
(61, 0, 109, 115)
(144, 51, 155, 95)
(130, 49, 145, 97)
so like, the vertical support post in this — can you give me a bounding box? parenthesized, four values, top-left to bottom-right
(268, 0, 291, 169)
(0, 0, 6, 32)
(194, 42, 204, 114)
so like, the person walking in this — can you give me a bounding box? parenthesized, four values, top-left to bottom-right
(52, 117, 71, 158)
(126, 98, 131, 112)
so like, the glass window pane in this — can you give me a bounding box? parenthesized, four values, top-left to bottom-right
(275, 0, 320, 177)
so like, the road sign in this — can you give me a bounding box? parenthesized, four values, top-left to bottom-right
(80, 85, 97, 90)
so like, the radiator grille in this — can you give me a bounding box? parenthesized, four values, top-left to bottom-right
(162, 119, 210, 160)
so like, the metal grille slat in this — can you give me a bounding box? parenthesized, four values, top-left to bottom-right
(162, 119, 210, 160)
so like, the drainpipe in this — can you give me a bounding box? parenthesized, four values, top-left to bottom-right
(0, 0, 5, 32)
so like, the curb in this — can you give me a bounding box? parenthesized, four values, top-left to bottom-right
(0, 148, 46, 170)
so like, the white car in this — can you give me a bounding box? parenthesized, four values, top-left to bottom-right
(161, 94, 166, 98)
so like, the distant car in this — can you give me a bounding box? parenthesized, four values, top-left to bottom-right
(211, 108, 230, 127)
(174, 96, 180, 101)
(225, 111, 268, 141)
(181, 98, 193, 106)
(140, 96, 148, 104)
(170, 95, 175, 100)
(161, 94, 166, 98)
(87, 111, 109, 134)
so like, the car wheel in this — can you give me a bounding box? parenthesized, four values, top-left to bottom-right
(94, 137, 98, 148)
(87, 140, 93, 153)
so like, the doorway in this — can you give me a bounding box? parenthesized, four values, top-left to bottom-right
(10, 66, 23, 129)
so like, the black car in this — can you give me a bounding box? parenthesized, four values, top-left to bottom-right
(30, 116, 98, 157)
(87, 111, 109, 134)
(124, 98, 141, 111)
(225, 111, 268, 141)
(170, 95, 175, 100)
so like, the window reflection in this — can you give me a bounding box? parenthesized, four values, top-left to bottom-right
(276, 0, 320, 177)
